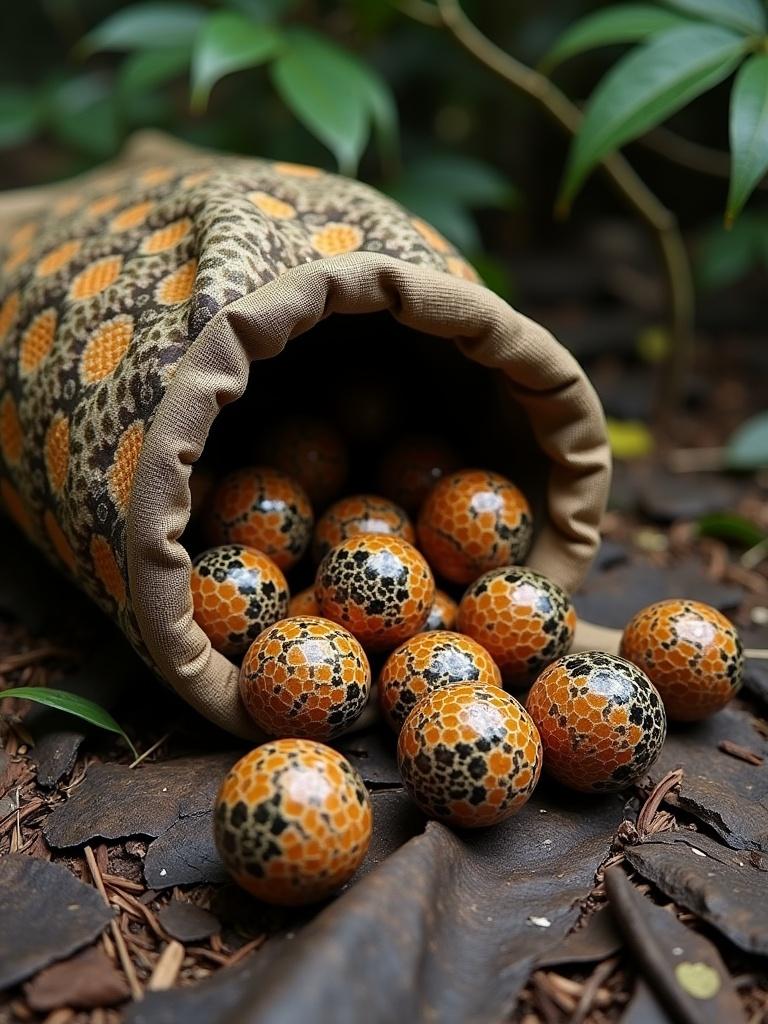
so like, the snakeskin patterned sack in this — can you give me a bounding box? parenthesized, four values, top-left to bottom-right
(0, 131, 610, 736)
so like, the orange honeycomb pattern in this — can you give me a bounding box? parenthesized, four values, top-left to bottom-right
(458, 567, 576, 686)
(417, 469, 532, 584)
(215, 739, 372, 905)
(108, 423, 144, 511)
(268, 416, 347, 507)
(288, 587, 320, 617)
(379, 630, 501, 733)
(311, 223, 363, 256)
(44, 510, 77, 574)
(44, 416, 69, 493)
(36, 240, 82, 278)
(191, 544, 288, 658)
(619, 599, 743, 721)
(248, 192, 296, 219)
(0, 395, 22, 466)
(240, 616, 371, 739)
(526, 652, 667, 793)
(423, 588, 457, 632)
(91, 535, 126, 605)
(80, 316, 133, 384)
(316, 534, 435, 652)
(111, 201, 154, 232)
(0, 291, 19, 344)
(19, 309, 57, 375)
(141, 217, 192, 254)
(312, 493, 414, 563)
(397, 683, 541, 827)
(69, 256, 122, 301)
(208, 466, 313, 571)
(155, 259, 197, 305)
(378, 435, 459, 514)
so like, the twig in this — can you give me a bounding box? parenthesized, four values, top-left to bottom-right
(718, 740, 764, 766)
(84, 845, 143, 1001)
(226, 935, 267, 967)
(0, 646, 77, 673)
(147, 941, 185, 991)
(405, 0, 695, 405)
(642, 125, 768, 188)
(570, 956, 620, 1024)
(129, 731, 171, 770)
(394, 0, 441, 25)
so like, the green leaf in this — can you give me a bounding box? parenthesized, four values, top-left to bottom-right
(81, 2, 207, 54)
(398, 154, 516, 208)
(542, 4, 691, 71)
(223, 0, 298, 20)
(558, 25, 747, 211)
(48, 74, 122, 158)
(191, 12, 281, 112)
(697, 512, 766, 547)
(695, 214, 768, 288)
(0, 86, 42, 148)
(0, 687, 137, 758)
(270, 29, 392, 174)
(661, 0, 766, 35)
(727, 54, 768, 224)
(119, 47, 191, 98)
(726, 411, 768, 469)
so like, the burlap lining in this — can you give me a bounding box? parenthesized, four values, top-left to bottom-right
(127, 251, 610, 738)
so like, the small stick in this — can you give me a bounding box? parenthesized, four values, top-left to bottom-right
(718, 740, 764, 766)
(129, 732, 171, 770)
(225, 935, 266, 967)
(147, 941, 185, 991)
(570, 957, 620, 1024)
(102, 872, 145, 894)
(0, 646, 76, 673)
(85, 845, 143, 1001)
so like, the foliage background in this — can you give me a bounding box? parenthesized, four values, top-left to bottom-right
(0, 1, 766, 299)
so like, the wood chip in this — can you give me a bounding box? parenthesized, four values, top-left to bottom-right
(147, 942, 185, 991)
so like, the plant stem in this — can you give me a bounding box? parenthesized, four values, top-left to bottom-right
(420, 0, 695, 405)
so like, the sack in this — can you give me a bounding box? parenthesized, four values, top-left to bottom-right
(0, 131, 610, 737)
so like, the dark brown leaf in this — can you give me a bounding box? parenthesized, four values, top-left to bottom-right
(334, 726, 401, 787)
(574, 561, 743, 629)
(23, 944, 129, 1010)
(625, 832, 768, 956)
(645, 706, 768, 852)
(157, 900, 220, 943)
(535, 906, 623, 968)
(45, 754, 238, 847)
(0, 854, 113, 989)
(621, 979, 675, 1024)
(606, 866, 745, 1024)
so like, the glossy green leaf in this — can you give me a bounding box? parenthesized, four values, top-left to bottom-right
(119, 47, 191, 97)
(271, 29, 392, 174)
(661, 0, 766, 35)
(397, 155, 516, 207)
(695, 214, 768, 288)
(727, 54, 768, 224)
(48, 74, 122, 157)
(81, 3, 207, 54)
(388, 187, 480, 250)
(558, 25, 746, 210)
(542, 4, 690, 71)
(726, 411, 768, 469)
(191, 12, 281, 111)
(223, 0, 298, 20)
(697, 512, 766, 547)
(0, 86, 42, 148)
(0, 687, 137, 758)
